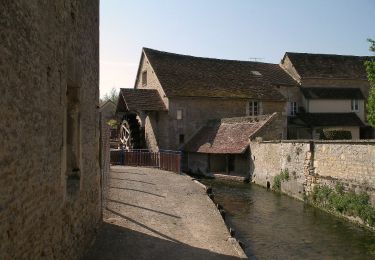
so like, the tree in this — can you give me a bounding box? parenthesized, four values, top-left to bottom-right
(100, 87, 119, 105)
(365, 39, 375, 126)
(366, 39, 375, 127)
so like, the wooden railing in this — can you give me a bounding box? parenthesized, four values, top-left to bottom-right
(110, 149, 181, 174)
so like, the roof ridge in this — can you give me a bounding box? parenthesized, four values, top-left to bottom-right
(143, 47, 278, 66)
(286, 52, 370, 59)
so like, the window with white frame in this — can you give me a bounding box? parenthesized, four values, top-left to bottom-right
(248, 101, 260, 116)
(351, 99, 359, 112)
(289, 101, 298, 116)
(177, 109, 183, 120)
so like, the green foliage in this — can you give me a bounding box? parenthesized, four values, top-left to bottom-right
(366, 39, 375, 127)
(272, 169, 290, 191)
(321, 129, 352, 140)
(106, 119, 118, 128)
(319, 129, 352, 140)
(101, 87, 119, 105)
(311, 184, 375, 227)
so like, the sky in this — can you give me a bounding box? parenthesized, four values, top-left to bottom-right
(100, 0, 375, 97)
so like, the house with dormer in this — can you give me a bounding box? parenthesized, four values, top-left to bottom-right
(116, 48, 296, 175)
(281, 52, 373, 139)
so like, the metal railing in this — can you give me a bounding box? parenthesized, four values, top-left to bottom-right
(111, 149, 181, 174)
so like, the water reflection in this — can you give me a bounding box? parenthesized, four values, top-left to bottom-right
(200, 179, 375, 260)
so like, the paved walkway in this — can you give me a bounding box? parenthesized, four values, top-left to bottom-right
(83, 166, 245, 260)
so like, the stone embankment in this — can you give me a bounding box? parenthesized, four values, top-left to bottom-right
(83, 166, 246, 259)
(250, 140, 375, 228)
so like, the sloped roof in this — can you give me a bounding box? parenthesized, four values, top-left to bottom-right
(301, 87, 364, 99)
(297, 113, 364, 127)
(183, 114, 277, 154)
(143, 48, 295, 100)
(284, 52, 370, 79)
(99, 99, 116, 111)
(118, 88, 166, 112)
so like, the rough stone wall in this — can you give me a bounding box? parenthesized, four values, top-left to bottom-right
(280, 55, 301, 83)
(144, 113, 159, 151)
(135, 54, 169, 108)
(250, 140, 375, 203)
(0, 1, 100, 259)
(314, 141, 375, 204)
(253, 112, 285, 140)
(100, 120, 111, 210)
(250, 141, 282, 185)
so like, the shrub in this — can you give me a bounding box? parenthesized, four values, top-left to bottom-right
(272, 169, 290, 192)
(311, 184, 375, 227)
(320, 130, 352, 140)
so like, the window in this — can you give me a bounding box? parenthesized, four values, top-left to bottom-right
(177, 109, 183, 120)
(142, 71, 147, 86)
(351, 99, 359, 112)
(248, 101, 260, 116)
(289, 101, 298, 116)
(179, 134, 185, 144)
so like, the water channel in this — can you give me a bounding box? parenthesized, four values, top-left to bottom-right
(200, 179, 375, 260)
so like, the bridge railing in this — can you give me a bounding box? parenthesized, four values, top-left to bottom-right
(110, 149, 181, 174)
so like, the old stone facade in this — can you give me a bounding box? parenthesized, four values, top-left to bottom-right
(250, 140, 375, 206)
(118, 48, 293, 154)
(0, 1, 100, 259)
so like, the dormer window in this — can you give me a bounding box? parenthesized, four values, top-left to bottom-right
(351, 99, 359, 112)
(142, 71, 147, 86)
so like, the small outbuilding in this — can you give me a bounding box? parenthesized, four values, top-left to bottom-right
(183, 113, 283, 178)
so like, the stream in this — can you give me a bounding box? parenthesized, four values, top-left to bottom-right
(200, 179, 375, 260)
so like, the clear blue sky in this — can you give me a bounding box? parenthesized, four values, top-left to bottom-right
(100, 0, 375, 97)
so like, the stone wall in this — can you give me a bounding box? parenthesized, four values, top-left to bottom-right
(136, 54, 169, 108)
(100, 120, 111, 211)
(0, 1, 100, 259)
(314, 141, 375, 204)
(250, 140, 375, 203)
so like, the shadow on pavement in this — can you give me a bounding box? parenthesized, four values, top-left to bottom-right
(109, 186, 165, 198)
(82, 221, 241, 260)
(108, 199, 180, 219)
(109, 177, 156, 185)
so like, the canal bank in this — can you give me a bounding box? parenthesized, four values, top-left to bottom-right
(200, 179, 375, 260)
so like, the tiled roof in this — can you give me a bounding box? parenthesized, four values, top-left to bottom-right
(143, 48, 295, 100)
(119, 88, 166, 111)
(183, 114, 277, 154)
(297, 113, 364, 127)
(301, 87, 364, 99)
(285, 52, 370, 79)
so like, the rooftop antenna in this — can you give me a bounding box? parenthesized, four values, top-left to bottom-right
(249, 57, 264, 62)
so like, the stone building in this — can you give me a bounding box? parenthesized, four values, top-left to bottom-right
(116, 48, 295, 175)
(0, 1, 100, 259)
(281, 52, 373, 139)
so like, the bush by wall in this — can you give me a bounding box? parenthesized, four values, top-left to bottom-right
(272, 169, 290, 192)
(311, 184, 375, 227)
(319, 130, 352, 140)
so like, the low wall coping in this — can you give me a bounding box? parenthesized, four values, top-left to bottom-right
(254, 139, 375, 145)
